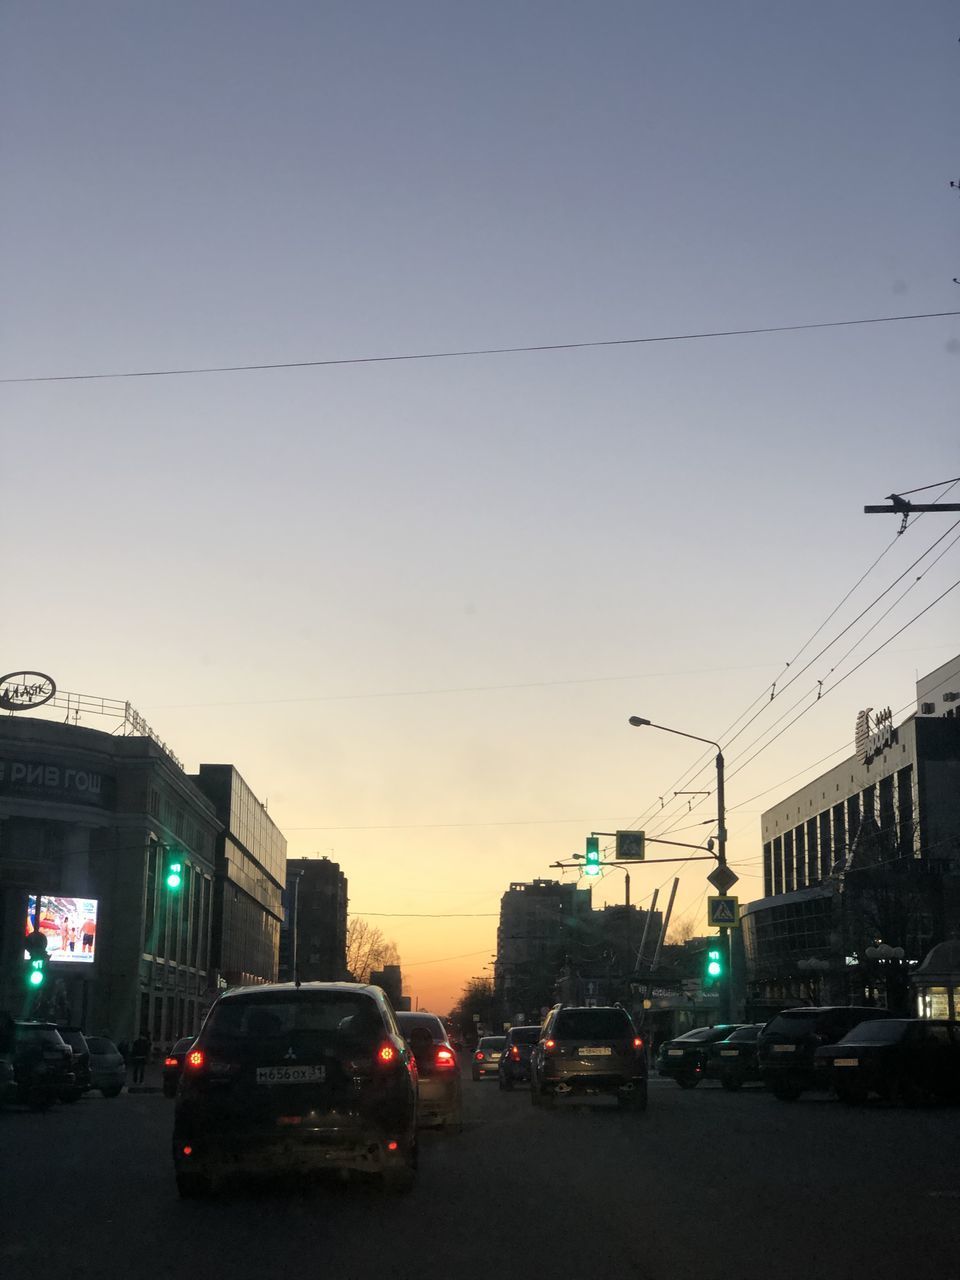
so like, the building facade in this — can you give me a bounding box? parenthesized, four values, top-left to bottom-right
(494, 879, 594, 1022)
(743, 656, 960, 1014)
(279, 857, 348, 982)
(0, 716, 221, 1045)
(192, 764, 286, 988)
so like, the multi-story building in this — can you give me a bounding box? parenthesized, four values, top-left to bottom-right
(191, 765, 286, 988)
(743, 655, 960, 1014)
(369, 963, 410, 1011)
(279, 856, 348, 982)
(0, 715, 221, 1046)
(494, 879, 594, 1022)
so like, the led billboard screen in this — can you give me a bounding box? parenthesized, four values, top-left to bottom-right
(25, 895, 98, 964)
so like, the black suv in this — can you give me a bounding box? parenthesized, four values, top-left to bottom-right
(498, 1025, 541, 1090)
(173, 982, 419, 1198)
(529, 1005, 647, 1110)
(57, 1027, 91, 1101)
(758, 1006, 897, 1101)
(9, 1021, 75, 1109)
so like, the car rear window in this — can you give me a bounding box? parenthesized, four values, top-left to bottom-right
(764, 1011, 820, 1038)
(204, 993, 386, 1054)
(478, 1037, 506, 1051)
(172, 1037, 195, 1053)
(85, 1037, 116, 1054)
(673, 1026, 725, 1043)
(397, 1014, 447, 1041)
(838, 1020, 910, 1045)
(724, 1025, 762, 1043)
(17, 1027, 65, 1048)
(508, 1027, 540, 1044)
(554, 1009, 633, 1039)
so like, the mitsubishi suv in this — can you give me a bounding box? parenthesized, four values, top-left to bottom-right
(529, 1005, 647, 1110)
(173, 982, 419, 1197)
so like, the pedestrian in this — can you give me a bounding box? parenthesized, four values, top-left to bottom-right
(131, 1032, 150, 1084)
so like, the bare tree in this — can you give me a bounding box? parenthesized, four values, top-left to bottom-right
(666, 917, 695, 946)
(345, 917, 400, 983)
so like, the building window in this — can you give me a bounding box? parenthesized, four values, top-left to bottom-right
(818, 810, 832, 879)
(897, 766, 914, 858)
(806, 818, 818, 885)
(794, 825, 806, 890)
(783, 831, 794, 893)
(150, 789, 161, 818)
(773, 836, 783, 895)
(763, 842, 773, 897)
(832, 804, 846, 868)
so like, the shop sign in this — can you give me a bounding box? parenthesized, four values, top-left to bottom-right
(0, 757, 116, 808)
(0, 671, 56, 711)
(855, 706, 897, 765)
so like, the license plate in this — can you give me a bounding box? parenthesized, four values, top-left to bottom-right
(256, 1064, 326, 1084)
(580, 1047, 612, 1056)
(720, 1050, 739, 1057)
(489, 1053, 501, 1061)
(772, 1044, 796, 1053)
(668, 1049, 684, 1056)
(834, 1058, 859, 1067)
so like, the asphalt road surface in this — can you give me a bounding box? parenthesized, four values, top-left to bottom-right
(3, 1070, 960, 1280)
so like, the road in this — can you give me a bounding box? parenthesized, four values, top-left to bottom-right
(3, 1071, 960, 1280)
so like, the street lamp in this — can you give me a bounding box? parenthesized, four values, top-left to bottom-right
(627, 717, 727, 871)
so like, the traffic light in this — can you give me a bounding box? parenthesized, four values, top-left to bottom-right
(164, 848, 184, 891)
(27, 955, 47, 988)
(584, 835, 600, 877)
(704, 946, 724, 986)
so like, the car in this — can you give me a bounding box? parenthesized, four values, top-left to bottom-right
(163, 1036, 197, 1098)
(813, 1018, 960, 1106)
(9, 1021, 75, 1109)
(758, 1006, 898, 1101)
(529, 1004, 647, 1110)
(396, 1011, 462, 1131)
(172, 981, 419, 1198)
(56, 1027, 91, 1100)
(85, 1036, 127, 1097)
(472, 1035, 506, 1081)
(498, 1025, 541, 1090)
(656, 1024, 745, 1088)
(704, 1023, 767, 1091)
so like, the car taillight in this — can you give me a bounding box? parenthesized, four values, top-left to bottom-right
(164, 1056, 178, 1068)
(633, 1037, 644, 1051)
(435, 1047, 456, 1068)
(185, 1049, 205, 1070)
(377, 1043, 398, 1065)
(474, 1050, 484, 1061)
(510, 1045, 520, 1060)
(543, 1039, 556, 1053)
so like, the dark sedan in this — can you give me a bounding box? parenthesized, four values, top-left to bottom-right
(656, 1025, 744, 1088)
(163, 1036, 197, 1097)
(705, 1024, 766, 1091)
(498, 1025, 541, 1090)
(814, 1018, 960, 1105)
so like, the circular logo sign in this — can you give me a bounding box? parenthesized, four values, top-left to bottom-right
(0, 672, 57, 712)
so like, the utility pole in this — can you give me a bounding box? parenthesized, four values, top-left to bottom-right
(865, 479, 960, 534)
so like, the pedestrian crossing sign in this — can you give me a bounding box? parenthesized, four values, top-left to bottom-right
(707, 895, 740, 927)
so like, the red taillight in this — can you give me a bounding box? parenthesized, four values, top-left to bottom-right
(474, 1050, 484, 1061)
(164, 1057, 178, 1067)
(387, 1140, 399, 1151)
(435, 1047, 456, 1068)
(633, 1037, 644, 1050)
(181, 1146, 193, 1157)
(543, 1039, 556, 1053)
(185, 1049, 204, 1070)
(510, 1045, 520, 1060)
(378, 1043, 397, 1065)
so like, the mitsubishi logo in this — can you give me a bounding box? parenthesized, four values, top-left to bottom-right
(284, 1047, 297, 1061)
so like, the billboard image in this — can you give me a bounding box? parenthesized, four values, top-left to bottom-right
(25, 895, 98, 965)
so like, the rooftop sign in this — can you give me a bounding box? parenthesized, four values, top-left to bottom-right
(0, 672, 56, 712)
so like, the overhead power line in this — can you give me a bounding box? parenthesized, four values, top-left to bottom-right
(2, 310, 957, 385)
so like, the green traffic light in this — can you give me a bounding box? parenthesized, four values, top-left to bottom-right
(165, 855, 183, 890)
(706, 948, 723, 979)
(584, 835, 601, 876)
(28, 958, 46, 987)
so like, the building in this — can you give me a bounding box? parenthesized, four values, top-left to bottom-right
(279, 856, 348, 982)
(191, 764, 286, 988)
(494, 879, 594, 1022)
(0, 714, 221, 1045)
(369, 963, 410, 1011)
(743, 655, 960, 1015)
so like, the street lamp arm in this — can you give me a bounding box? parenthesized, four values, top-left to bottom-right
(628, 717, 721, 754)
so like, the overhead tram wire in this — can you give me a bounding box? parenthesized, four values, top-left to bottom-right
(638, 511, 960, 842)
(1, 309, 957, 385)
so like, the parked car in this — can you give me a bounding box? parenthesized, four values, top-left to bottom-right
(656, 1025, 744, 1088)
(85, 1036, 126, 1097)
(396, 1010, 463, 1131)
(814, 1018, 960, 1105)
(498, 1025, 541, 1090)
(10, 1021, 75, 1109)
(56, 1027, 91, 1101)
(529, 1005, 647, 1110)
(705, 1024, 766, 1090)
(758, 1006, 897, 1101)
(163, 1036, 197, 1098)
(472, 1035, 506, 1081)
(173, 982, 418, 1198)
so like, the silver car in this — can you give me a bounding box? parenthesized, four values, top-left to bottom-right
(472, 1035, 506, 1081)
(85, 1036, 126, 1098)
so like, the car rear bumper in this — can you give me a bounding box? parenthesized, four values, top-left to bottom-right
(417, 1077, 460, 1125)
(173, 1121, 413, 1177)
(541, 1072, 645, 1096)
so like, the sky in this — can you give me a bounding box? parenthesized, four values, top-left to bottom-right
(2, 2, 958, 1013)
